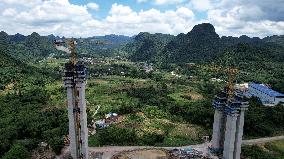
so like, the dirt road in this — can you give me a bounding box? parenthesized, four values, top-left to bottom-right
(88, 135, 284, 159)
(242, 135, 284, 145)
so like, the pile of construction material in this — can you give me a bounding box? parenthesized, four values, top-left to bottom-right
(95, 112, 119, 128)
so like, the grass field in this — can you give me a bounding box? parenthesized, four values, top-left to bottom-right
(265, 140, 284, 156)
(242, 140, 284, 159)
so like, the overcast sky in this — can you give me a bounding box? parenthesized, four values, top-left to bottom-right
(0, 0, 283, 37)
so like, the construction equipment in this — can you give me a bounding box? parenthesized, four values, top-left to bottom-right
(192, 64, 239, 101)
(203, 65, 248, 159)
(188, 63, 248, 159)
(54, 39, 88, 159)
(225, 68, 238, 101)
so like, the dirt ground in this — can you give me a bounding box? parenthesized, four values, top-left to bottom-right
(111, 149, 169, 159)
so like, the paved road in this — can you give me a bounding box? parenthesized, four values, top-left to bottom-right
(89, 135, 284, 159)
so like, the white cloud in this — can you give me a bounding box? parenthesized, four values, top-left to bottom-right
(2, 8, 17, 16)
(206, 0, 284, 37)
(109, 3, 133, 15)
(0, 0, 41, 6)
(105, 3, 195, 35)
(0, 0, 283, 37)
(0, 0, 93, 36)
(154, 0, 184, 5)
(191, 0, 212, 11)
(176, 7, 194, 19)
(87, 2, 99, 11)
(137, 0, 184, 5)
(0, 1, 196, 37)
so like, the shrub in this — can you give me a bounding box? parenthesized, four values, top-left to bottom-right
(97, 127, 137, 145)
(2, 143, 29, 159)
(141, 133, 165, 145)
(241, 145, 275, 159)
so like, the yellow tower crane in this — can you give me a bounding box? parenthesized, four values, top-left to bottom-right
(193, 64, 239, 100)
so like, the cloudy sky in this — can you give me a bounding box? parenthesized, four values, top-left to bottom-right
(0, 0, 283, 37)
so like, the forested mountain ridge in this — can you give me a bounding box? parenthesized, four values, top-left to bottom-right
(163, 23, 222, 63)
(220, 35, 262, 47)
(126, 32, 174, 62)
(75, 34, 133, 57)
(0, 48, 31, 89)
(0, 31, 133, 61)
(0, 40, 61, 91)
(0, 31, 59, 62)
(263, 35, 284, 46)
(86, 34, 133, 46)
(126, 23, 284, 64)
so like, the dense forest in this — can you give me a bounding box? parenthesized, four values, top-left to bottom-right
(0, 35, 67, 158)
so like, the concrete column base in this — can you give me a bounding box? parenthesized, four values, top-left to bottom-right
(223, 114, 238, 159)
(212, 110, 224, 149)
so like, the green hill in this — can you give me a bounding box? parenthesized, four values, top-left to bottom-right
(0, 34, 67, 158)
(126, 23, 284, 64)
(126, 32, 174, 62)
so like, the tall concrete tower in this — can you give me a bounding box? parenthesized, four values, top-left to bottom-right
(211, 89, 248, 159)
(64, 62, 88, 159)
(75, 63, 88, 159)
(56, 39, 88, 159)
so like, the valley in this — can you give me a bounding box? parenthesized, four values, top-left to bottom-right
(0, 23, 284, 158)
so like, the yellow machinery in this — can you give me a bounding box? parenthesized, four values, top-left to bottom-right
(192, 64, 239, 100)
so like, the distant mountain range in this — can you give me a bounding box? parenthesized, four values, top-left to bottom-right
(0, 31, 58, 62)
(0, 31, 134, 61)
(1, 23, 284, 63)
(4, 32, 133, 45)
(125, 23, 284, 64)
(0, 23, 284, 93)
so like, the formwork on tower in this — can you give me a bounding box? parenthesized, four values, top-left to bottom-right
(210, 87, 248, 159)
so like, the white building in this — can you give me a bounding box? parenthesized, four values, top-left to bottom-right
(248, 83, 284, 106)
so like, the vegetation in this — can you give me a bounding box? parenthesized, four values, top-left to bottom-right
(2, 143, 29, 159)
(241, 140, 284, 159)
(0, 37, 67, 158)
(0, 22, 284, 157)
(245, 97, 284, 138)
(126, 32, 174, 62)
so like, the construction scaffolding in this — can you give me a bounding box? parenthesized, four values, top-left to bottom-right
(210, 88, 248, 159)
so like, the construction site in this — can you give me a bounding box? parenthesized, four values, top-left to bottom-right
(52, 39, 252, 159)
(1, 1, 284, 156)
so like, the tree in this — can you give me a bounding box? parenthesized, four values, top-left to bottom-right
(2, 143, 29, 159)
